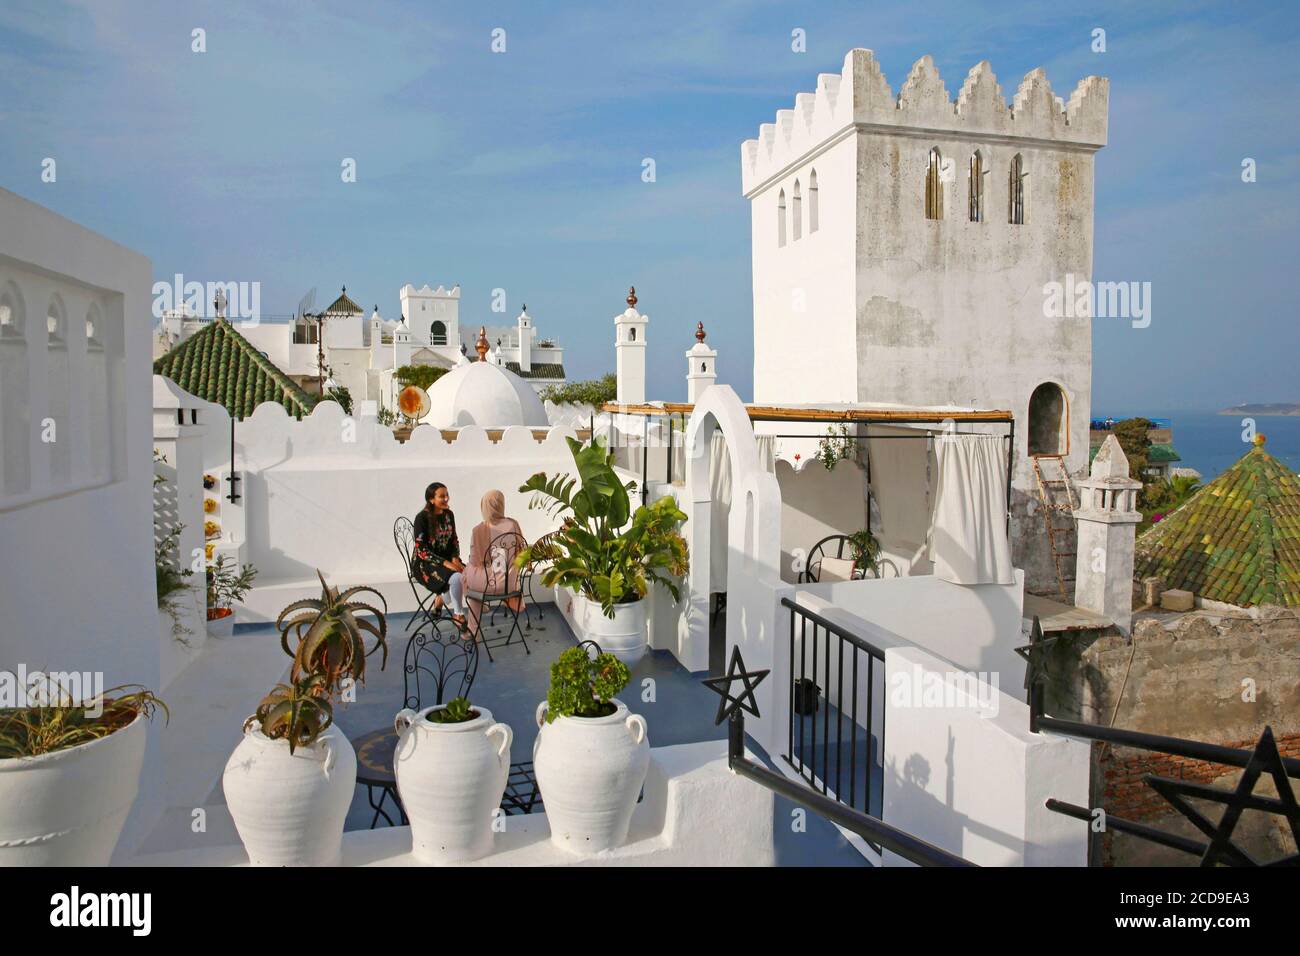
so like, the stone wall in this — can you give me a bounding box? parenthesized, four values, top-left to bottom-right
(1072, 607, 1300, 865)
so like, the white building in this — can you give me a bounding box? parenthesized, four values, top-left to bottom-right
(742, 49, 1108, 590)
(154, 284, 567, 413)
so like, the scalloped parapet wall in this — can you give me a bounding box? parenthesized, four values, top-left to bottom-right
(741, 49, 1108, 195)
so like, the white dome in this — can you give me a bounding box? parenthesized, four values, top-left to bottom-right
(425, 360, 548, 429)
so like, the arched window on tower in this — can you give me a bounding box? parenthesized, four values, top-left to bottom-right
(925, 147, 943, 220)
(0, 282, 30, 497)
(968, 150, 985, 223)
(777, 189, 787, 247)
(808, 169, 819, 233)
(430, 320, 447, 345)
(1009, 153, 1026, 225)
(1027, 382, 1068, 456)
(792, 180, 802, 241)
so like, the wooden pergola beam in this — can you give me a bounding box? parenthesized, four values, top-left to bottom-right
(599, 402, 1014, 424)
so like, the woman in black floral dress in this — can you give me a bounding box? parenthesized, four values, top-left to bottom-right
(412, 482, 467, 629)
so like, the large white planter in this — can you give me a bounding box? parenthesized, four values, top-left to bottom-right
(533, 698, 649, 854)
(0, 711, 147, 866)
(394, 704, 512, 864)
(576, 593, 648, 664)
(223, 721, 355, 866)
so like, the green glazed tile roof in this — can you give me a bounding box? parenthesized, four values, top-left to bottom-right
(1136, 445, 1300, 607)
(1147, 443, 1181, 463)
(504, 362, 565, 380)
(153, 319, 317, 420)
(322, 289, 363, 315)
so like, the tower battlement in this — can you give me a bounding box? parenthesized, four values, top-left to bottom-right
(741, 49, 1108, 196)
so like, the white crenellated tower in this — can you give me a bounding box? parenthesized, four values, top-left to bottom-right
(399, 283, 460, 351)
(615, 286, 647, 405)
(686, 322, 717, 402)
(742, 49, 1109, 588)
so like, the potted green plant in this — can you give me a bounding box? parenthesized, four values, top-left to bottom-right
(0, 684, 166, 866)
(517, 436, 688, 663)
(532, 646, 648, 854)
(846, 528, 881, 578)
(392, 695, 512, 864)
(205, 555, 257, 638)
(222, 570, 388, 866)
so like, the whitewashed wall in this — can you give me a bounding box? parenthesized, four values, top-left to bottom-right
(797, 572, 1027, 698)
(0, 187, 159, 859)
(191, 399, 578, 613)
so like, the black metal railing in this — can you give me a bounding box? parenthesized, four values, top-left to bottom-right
(704, 645, 973, 866)
(781, 597, 886, 828)
(1023, 616, 1300, 866)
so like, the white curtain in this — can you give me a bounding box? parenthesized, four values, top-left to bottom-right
(866, 425, 934, 545)
(926, 434, 1014, 585)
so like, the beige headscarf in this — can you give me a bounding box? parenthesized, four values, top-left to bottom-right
(481, 489, 506, 523)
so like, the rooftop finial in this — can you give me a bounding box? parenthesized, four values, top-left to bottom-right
(475, 326, 489, 362)
(627, 286, 637, 308)
(695, 322, 706, 343)
(1255, 432, 1267, 447)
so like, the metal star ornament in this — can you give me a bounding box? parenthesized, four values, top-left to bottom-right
(1144, 726, 1300, 867)
(701, 646, 769, 725)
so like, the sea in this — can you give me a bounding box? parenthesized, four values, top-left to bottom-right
(1095, 410, 1300, 482)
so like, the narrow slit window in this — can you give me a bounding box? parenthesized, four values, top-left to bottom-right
(968, 150, 985, 222)
(1009, 153, 1026, 225)
(808, 169, 819, 233)
(792, 180, 802, 241)
(777, 189, 787, 247)
(925, 147, 943, 220)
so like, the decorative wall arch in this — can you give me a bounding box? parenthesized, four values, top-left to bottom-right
(680, 385, 782, 672)
(0, 279, 31, 496)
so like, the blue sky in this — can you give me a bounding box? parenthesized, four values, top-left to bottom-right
(1, 0, 1297, 411)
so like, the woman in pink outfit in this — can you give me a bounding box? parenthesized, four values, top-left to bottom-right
(464, 489, 526, 635)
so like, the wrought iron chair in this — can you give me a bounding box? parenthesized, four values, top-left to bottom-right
(465, 529, 531, 663)
(351, 616, 544, 826)
(519, 530, 563, 631)
(798, 534, 876, 584)
(393, 515, 437, 632)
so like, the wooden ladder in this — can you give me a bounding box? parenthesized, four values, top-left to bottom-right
(1032, 455, 1077, 600)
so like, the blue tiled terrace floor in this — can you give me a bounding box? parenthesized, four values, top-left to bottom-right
(226, 607, 868, 866)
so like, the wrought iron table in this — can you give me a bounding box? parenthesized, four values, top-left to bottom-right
(351, 725, 543, 828)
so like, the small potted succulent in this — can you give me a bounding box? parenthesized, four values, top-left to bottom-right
(0, 684, 166, 866)
(205, 555, 257, 638)
(533, 646, 648, 854)
(223, 570, 387, 866)
(393, 695, 512, 864)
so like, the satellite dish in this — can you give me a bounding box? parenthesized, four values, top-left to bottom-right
(398, 385, 430, 423)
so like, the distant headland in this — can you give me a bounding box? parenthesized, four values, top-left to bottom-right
(1218, 403, 1300, 416)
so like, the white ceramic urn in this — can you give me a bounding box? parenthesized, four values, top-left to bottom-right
(533, 698, 649, 854)
(393, 704, 512, 864)
(575, 593, 648, 665)
(0, 711, 147, 866)
(223, 721, 356, 866)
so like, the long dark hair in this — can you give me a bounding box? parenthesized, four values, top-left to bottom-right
(423, 482, 447, 517)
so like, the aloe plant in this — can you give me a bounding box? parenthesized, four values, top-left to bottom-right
(245, 570, 390, 752)
(517, 437, 688, 618)
(245, 675, 333, 753)
(275, 570, 388, 693)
